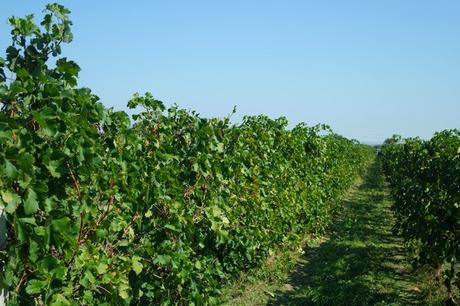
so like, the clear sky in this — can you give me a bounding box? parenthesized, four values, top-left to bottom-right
(1, 1, 459, 143)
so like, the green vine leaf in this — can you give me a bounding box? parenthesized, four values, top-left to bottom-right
(24, 188, 39, 215)
(25, 279, 47, 295)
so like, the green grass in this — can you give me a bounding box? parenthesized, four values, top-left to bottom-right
(222, 160, 451, 305)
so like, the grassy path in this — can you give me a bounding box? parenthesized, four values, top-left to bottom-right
(226, 160, 433, 305)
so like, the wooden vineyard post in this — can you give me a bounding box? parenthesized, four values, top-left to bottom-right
(0, 206, 6, 306)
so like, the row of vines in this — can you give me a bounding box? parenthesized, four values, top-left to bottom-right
(380, 130, 460, 304)
(0, 4, 374, 305)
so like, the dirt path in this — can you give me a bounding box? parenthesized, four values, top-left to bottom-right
(265, 160, 425, 305)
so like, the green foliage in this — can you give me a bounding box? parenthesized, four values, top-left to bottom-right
(0, 4, 374, 305)
(380, 130, 460, 301)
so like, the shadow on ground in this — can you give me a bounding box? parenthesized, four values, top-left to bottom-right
(267, 160, 423, 306)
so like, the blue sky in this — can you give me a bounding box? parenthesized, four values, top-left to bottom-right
(1, 1, 459, 143)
